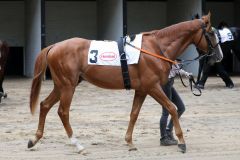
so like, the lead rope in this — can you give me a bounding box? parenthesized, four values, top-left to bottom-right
(188, 75, 202, 96)
(125, 41, 178, 64)
(177, 71, 202, 96)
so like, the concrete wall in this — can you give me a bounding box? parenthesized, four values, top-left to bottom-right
(1, 0, 240, 77)
(167, 0, 202, 76)
(97, 0, 123, 40)
(206, 1, 234, 27)
(46, 1, 97, 45)
(127, 1, 167, 34)
(0, 1, 24, 46)
(25, 0, 41, 77)
(235, 0, 240, 27)
(206, 1, 240, 73)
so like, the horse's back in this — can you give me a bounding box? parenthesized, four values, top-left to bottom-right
(48, 37, 91, 63)
(46, 37, 141, 89)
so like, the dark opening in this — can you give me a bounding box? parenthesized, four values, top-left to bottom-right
(5, 47, 24, 76)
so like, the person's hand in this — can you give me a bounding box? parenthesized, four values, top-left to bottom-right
(186, 72, 193, 78)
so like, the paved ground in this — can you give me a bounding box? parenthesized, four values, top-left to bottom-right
(0, 76, 240, 160)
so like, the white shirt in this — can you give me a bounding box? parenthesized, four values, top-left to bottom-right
(218, 27, 234, 43)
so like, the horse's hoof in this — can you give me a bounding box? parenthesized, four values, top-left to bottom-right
(128, 146, 138, 151)
(78, 148, 86, 154)
(178, 144, 186, 153)
(28, 140, 34, 148)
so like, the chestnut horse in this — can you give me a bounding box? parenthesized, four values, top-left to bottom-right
(28, 13, 222, 153)
(0, 40, 9, 102)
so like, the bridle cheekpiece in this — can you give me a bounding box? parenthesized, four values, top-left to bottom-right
(195, 21, 219, 55)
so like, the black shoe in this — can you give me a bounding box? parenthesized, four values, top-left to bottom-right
(226, 84, 234, 89)
(197, 84, 204, 89)
(166, 130, 178, 144)
(160, 136, 178, 146)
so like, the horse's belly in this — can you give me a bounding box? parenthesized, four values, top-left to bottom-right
(83, 66, 125, 89)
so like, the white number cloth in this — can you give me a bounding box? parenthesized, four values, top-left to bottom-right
(88, 34, 142, 66)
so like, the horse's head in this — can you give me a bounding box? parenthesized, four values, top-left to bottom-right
(194, 12, 223, 64)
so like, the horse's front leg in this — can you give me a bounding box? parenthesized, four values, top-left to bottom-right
(125, 90, 147, 151)
(148, 84, 186, 153)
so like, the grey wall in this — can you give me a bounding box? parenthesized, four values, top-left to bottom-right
(97, 0, 123, 40)
(206, 1, 240, 73)
(234, 0, 240, 72)
(167, 0, 202, 76)
(206, 1, 234, 27)
(235, 0, 240, 26)
(0, 1, 24, 46)
(1, 0, 239, 77)
(127, 1, 167, 34)
(46, 1, 97, 45)
(25, 0, 41, 77)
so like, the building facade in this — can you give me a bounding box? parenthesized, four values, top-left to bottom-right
(0, 0, 239, 77)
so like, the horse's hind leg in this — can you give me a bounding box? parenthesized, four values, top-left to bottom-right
(125, 90, 147, 151)
(0, 71, 5, 101)
(57, 87, 84, 153)
(148, 84, 186, 153)
(28, 86, 60, 148)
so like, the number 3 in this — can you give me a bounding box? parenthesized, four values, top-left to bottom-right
(90, 50, 98, 63)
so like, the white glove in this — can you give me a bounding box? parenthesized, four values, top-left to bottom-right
(186, 72, 193, 78)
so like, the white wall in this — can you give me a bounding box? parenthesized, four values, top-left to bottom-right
(46, 1, 97, 45)
(127, 1, 167, 34)
(0, 1, 24, 46)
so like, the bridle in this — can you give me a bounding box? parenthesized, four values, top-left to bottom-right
(176, 23, 221, 68)
(195, 22, 220, 55)
(177, 22, 221, 96)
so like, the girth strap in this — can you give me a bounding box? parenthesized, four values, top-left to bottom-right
(117, 37, 131, 90)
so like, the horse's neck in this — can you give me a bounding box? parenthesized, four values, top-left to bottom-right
(155, 21, 200, 60)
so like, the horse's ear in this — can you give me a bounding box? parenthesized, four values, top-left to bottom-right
(207, 11, 211, 19)
(193, 13, 200, 19)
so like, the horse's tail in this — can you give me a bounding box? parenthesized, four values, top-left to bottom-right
(30, 45, 53, 115)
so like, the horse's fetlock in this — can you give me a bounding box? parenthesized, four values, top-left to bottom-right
(125, 134, 131, 143)
(36, 130, 43, 139)
(176, 131, 183, 138)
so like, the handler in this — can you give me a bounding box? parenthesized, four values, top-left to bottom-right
(160, 64, 192, 146)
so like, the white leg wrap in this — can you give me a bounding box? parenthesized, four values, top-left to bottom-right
(70, 136, 84, 152)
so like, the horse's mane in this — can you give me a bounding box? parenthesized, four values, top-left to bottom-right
(143, 19, 201, 39)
